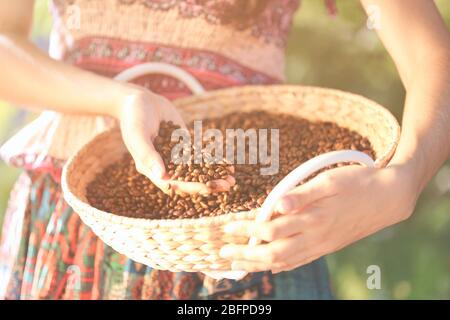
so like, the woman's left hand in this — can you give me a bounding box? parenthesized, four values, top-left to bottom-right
(219, 164, 421, 273)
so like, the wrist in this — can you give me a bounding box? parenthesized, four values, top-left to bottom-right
(386, 158, 423, 221)
(388, 135, 429, 194)
(109, 83, 148, 119)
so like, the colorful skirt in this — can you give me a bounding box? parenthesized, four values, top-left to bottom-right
(0, 171, 333, 299)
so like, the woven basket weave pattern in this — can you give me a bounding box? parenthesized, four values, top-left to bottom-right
(62, 85, 400, 272)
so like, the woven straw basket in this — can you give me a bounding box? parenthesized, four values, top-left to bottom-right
(62, 63, 400, 277)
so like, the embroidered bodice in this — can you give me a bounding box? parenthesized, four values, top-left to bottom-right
(51, 0, 300, 82)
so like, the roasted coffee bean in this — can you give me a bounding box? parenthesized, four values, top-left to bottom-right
(86, 111, 375, 219)
(153, 121, 232, 184)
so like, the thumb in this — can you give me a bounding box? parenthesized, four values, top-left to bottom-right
(134, 143, 166, 181)
(274, 173, 333, 214)
(122, 126, 167, 182)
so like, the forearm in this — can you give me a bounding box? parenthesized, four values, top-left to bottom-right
(360, 0, 450, 193)
(0, 32, 139, 117)
(390, 53, 450, 192)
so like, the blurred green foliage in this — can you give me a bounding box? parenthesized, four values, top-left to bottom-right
(0, 0, 448, 299)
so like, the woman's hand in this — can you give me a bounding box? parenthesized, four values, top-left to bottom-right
(219, 0, 450, 275)
(219, 163, 421, 273)
(0, 1, 234, 196)
(116, 87, 235, 195)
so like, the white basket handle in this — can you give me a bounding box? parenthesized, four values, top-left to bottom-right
(97, 62, 205, 131)
(114, 62, 205, 95)
(208, 150, 375, 280)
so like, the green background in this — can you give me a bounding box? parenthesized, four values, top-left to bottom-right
(0, 0, 449, 299)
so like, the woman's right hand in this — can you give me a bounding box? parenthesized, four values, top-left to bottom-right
(115, 87, 235, 195)
(0, 0, 234, 196)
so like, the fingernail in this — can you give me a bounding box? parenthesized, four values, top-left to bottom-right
(219, 246, 234, 258)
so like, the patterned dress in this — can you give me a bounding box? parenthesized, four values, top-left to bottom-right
(0, 0, 333, 299)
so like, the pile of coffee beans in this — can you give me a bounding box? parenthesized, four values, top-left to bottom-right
(86, 111, 375, 219)
(153, 121, 233, 185)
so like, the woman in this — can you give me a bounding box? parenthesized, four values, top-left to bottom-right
(0, 0, 449, 299)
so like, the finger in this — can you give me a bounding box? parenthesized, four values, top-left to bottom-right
(223, 211, 319, 241)
(270, 240, 331, 274)
(230, 245, 321, 273)
(120, 114, 167, 179)
(136, 162, 171, 193)
(169, 180, 211, 195)
(166, 175, 236, 195)
(230, 260, 287, 273)
(123, 126, 173, 193)
(271, 253, 322, 274)
(126, 132, 167, 182)
(219, 233, 307, 263)
(208, 176, 236, 192)
(275, 173, 335, 214)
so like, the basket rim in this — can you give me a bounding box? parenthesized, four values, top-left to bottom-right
(175, 84, 401, 167)
(62, 84, 400, 228)
(61, 140, 258, 228)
